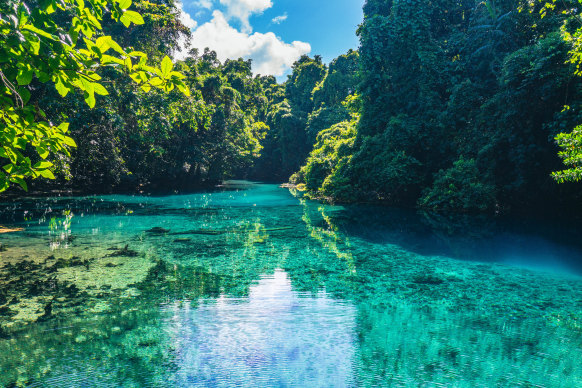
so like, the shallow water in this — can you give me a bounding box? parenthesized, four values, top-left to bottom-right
(1, 182, 581, 387)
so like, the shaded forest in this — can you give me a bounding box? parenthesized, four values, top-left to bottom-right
(3, 0, 582, 215)
(295, 0, 582, 214)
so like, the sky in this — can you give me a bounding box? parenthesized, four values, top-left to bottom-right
(176, 0, 365, 81)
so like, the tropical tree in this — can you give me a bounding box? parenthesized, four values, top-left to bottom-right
(0, 0, 189, 191)
(541, 0, 582, 182)
(294, 0, 582, 213)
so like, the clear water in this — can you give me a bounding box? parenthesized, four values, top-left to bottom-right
(1, 182, 581, 387)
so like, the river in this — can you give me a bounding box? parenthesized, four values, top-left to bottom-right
(0, 181, 581, 387)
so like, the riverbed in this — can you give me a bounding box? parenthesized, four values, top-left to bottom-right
(1, 182, 581, 387)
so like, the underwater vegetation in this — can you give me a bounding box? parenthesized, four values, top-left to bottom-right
(0, 183, 581, 386)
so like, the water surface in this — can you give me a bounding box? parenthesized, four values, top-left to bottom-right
(1, 182, 581, 387)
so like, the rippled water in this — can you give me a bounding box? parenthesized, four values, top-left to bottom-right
(1, 182, 581, 387)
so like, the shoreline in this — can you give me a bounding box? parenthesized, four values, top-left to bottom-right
(1, 181, 581, 223)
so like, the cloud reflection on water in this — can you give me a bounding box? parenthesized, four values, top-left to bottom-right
(165, 269, 357, 387)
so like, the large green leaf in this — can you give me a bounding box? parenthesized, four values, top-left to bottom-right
(16, 69, 33, 85)
(120, 10, 144, 27)
(118, 0, 132, 9)
(0, 0, 190, 193)
(161, 56, 173, 78)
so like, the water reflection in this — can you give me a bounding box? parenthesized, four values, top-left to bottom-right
(0, 182, 581, 387)
(319, 204, 582, 275)
(167, 270, 356, 387)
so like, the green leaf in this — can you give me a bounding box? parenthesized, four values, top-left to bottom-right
(93, 83, 108, 96)
(124, 57, 133, 71)
(39, 169, 56, 179)
(84, 91, 96, 108)
(95, 36, 112, 53)
(176, 83, 191, 97)
(64, 136, 77, 147)
(130, 73, 143, 84)
(46, 1, 56, 14)
(120, 10, 144, 26)
(36, 146, 49, 159)
(26, 35, 41, 54)
(21, 24, 57, 40)
(18, 88, 31, 104)
(34, 160, 53, 169)
(149, 77, 163, 86)
(0, 174, 9, 192)
(119, 15, 129, 27)
(128, 50, 147, 57)
(55, 79, 71, 97)
(17, 69, 33, 85)
(118, 0, 132, 9)
(101, 55, 124, 65)
(78, 77, 95, 94)
(69, 27, 80, 45)
(58, 122, 70, 133)
(12, 177, 28, 191)
(126, 10, 144, 25)
(38, 72, 50, 83)
(170, 71, 186, 80)
(108, 40, 124, 55)
(161, 56, 173, 78)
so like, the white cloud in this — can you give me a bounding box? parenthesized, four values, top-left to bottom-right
(189, 10, 311, 76)
(193, 0, 213, 9)
(271, 13, 287, 24)
(219, 0, 272, 33)
(177, 1, 198, 29)
(173, 1, 197, 60)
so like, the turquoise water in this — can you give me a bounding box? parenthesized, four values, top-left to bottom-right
(1, 182, 581, 387)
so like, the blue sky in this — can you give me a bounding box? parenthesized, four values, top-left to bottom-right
(177, 0, 364, 81)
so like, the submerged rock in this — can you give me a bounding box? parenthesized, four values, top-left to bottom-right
(412, 274, 445, 285)
(173, 238, 191, 243)
(48, 256, 92, 271)
(146, 227, 170, 234)
(37, 298, 54, 322)
(105, 244, 139, 258)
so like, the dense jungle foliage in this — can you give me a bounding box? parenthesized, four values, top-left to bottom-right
(0, 0, 190, 192)
(295, 0, 582, 214)
(3, 0, 582, 214)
